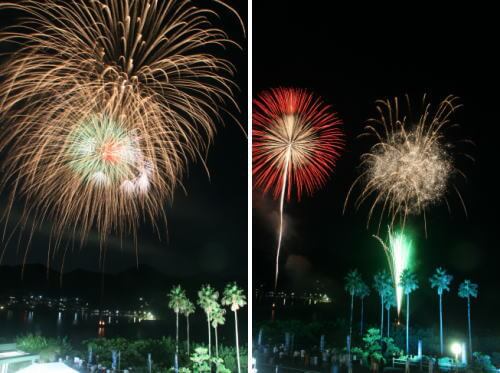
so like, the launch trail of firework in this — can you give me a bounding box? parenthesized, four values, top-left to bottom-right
(274, 148, 290, 291)
(253, 88, 344, 293)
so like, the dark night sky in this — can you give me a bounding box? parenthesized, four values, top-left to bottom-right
(253, 3, 500, 332)
(0, 0, 247, 279)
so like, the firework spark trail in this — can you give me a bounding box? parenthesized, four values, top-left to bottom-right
(274, 148, 290, 292)
(344, 95, 470, 234)
(374, 228, 413, 315)
(253, 88, 344, 292)
(0, 0, 242, 267)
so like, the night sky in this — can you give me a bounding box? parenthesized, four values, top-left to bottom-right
(253, 3, 500, 332)
(0, 0, 248, 279)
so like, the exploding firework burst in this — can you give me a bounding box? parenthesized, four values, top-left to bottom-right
(253, 88, 344, 291)
(374, 229, 413, 315)
(67, 115, 149, 190)
(345, 95, 470, 232)
(0, 0, 242, 263)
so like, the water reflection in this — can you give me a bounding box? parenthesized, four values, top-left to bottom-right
(98, 326, 105, 337)
(0, 309, 190, 342)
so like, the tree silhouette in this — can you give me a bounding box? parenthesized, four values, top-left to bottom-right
(357, 280, 370, 336)
(384, 286, 396, 337)
(458, 279, 478, 358)
(374, 270, 392, 337)
(168, 285, 187, 373)
(400, 269, 419, 355)
(429, 267, 453, 355)
(198, 284, 219, 357)
(221, 282, 247, 373)
(211, 303, 226, 358)
(181, 297, 195, 355)
(345, 269, 362, 341)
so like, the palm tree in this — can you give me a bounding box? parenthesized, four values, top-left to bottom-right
(168, 285, 187, 373)
(211, 303, 226, 358)
(181, 297, 195, 356)
(384, 286, 396, 337)
(373, 270, 392, 337)
(198, 284, 219, 357)
(344, 269, 362, 340)
(458, 279, 478, 358)
(429, 267, 453, 355)
(357, 281, 370, 336)
(221, 282, 247, 373)
(400, 269, 419, 355)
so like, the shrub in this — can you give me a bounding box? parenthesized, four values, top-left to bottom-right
(360, 328, 402, 364)
(84, 337, 178, 370)
(16, 334, 73, 362)
(218, 345, 248, 372)
(472, 352, 497, 373)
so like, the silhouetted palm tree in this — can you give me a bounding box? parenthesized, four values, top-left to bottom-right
(357, 280, 370, 336)
(384, 286, 396, 337)
(168, 285, 186, 373)
(198, 284, 219, 357)
(458, 279, 478, 358)
(221, 282, 247, 373)
(181, 297, 195, 355)
(400, 269, 419, 355)
(345, 269, 362, 341)
(429, 267, 453, 355)
(374, 270, 392, 337)
(211, 303, 226, 358)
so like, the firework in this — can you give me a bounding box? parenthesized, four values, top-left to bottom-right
(0, 0, 241, 262)
(253, 88, 344, 291)
(374, 229, 413, 314)
(345, 95, 469, 233)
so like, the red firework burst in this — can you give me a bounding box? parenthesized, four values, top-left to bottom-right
(253, 88, 345, 201)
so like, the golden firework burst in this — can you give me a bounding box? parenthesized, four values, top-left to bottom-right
(0, 0, 242, 263)
(345, 95, 470, 233)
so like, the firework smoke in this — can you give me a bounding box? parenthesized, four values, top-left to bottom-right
(253, 88, 344, 291)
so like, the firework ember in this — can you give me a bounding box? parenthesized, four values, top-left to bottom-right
(253, 88, 344, 291)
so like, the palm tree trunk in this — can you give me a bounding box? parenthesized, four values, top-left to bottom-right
(176, 312, 179, 354)
(380, 295, 385, 337)
(387, 306, 390, 337)
(186, 315, 190, 356)
(349, 293, 354, 339)
(175, 311, 179, 373)
(467, 296, 472, 358)
(406, 293, 410, 355)
(439, 293, 443, 355)
(360, 297, 364, 336)
(207, 316, 212, 356)
(215, 326, 219, 357)
(234, 310, 241, 373)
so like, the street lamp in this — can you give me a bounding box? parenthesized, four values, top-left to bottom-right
(451, 342, 462, 371)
